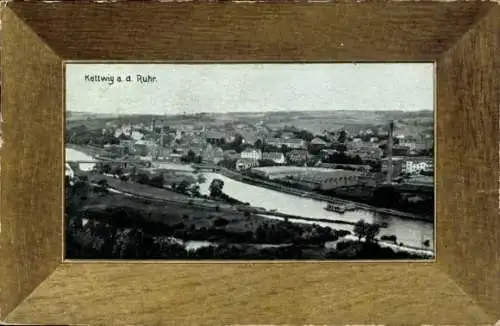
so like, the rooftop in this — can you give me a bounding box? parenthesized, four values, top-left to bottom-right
(262, 152, 284, 160)
(252, 166, 344, 174)
(241, 148, 262, 154)
(205, 131, 226, 139)
(310, 137, 328, 145)
(266, 138, 305, 144)
(382, 157, 405, 161)
(405, 176, 434, 186)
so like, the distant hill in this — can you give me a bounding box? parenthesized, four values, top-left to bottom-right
(66, 109, 433, 136)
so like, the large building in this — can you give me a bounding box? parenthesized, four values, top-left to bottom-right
(205, 131, 226, 145)
(240, 148, 262, 161)
(294, 170, 361, 191)
(262, 152, 286, 164)
(310, 137, 329, 147)
(236, 158, 259, 171)
(404, 156, 433, 174)
(250, 166, 361, 190)
(265, 138, 307, 150)
(287, 149, 308, 165)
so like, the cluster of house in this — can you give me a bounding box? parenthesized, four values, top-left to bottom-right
(236, 148, 307, 171)
(99, 120, 433, 180)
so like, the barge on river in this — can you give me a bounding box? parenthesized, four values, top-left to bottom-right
(324, 202, 356, 213)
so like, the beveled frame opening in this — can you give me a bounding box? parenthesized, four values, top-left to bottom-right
(1, 2, 498, 325)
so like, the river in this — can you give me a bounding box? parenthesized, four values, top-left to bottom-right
(66, 147, 435, 251)
(198, 173, 434, 250)
(66, 148, 96, 171)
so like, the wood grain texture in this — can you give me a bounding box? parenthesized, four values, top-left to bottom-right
(435, 4, 500, 319)
(0, 7, 63, 320)
(5, 263, 495, 325)
(1, 1, 499, 324)
(7, 2, 496, 61)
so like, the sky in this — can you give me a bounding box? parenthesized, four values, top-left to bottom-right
(66, 63, 434, 115)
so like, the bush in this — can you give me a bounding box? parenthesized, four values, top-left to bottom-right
(381, 235, 397, 243)
(213, 218, 229, 227)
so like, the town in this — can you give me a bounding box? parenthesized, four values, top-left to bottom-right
(65, 110, 435, 260)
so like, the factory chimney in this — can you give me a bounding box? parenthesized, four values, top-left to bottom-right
(386, 120, 394, 184)
(159, 119, 164, 159)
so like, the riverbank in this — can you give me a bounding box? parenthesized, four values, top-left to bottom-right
(92, 176, 432, 255)
(217, 168, 433, 223)
(66, 173, 433, 259)
(66, 145, 433, 224)
(68, 199, 431, 260)
(67, 185, 345, 259)
(91, 174, 360, 228)
(66, 147, 434, 252)
(67, 143, 110, 158)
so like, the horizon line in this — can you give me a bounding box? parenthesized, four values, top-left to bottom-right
(67, 108, 434, 115)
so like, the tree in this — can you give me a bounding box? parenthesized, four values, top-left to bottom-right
(96, 179, 109, 195)
(258, 159, 276, 167)
(197, 174, 207, 184)
(117, 133, 132, 141)
(187, 150, 196, 162)
(337, 130, 347, 143)
(100, 164, 112, 174)
(181, 150, 197, 163)
(381, 235, 397, 243)
(213, 218, 229, 227)
(194, 155, 203, 164)
(190, 184, 201, 197)
(217, 159, 237, 170)
(294, 130, 314, 142)
(353, 219, 380, 242)
(209, 179, 224, 197)
(113, 166, 124, 176)
(254, 139, 263, 149)
(149, 174, 165, 188)
(176, 180, 190, 194)
(135, 173, 150, 185)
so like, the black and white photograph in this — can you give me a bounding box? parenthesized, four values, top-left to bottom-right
(65, 63, 435, 260)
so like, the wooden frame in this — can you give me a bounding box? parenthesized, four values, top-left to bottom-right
(1, 2, 499, 324)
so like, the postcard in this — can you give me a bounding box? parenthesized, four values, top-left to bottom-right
(65, 63, 435, 260)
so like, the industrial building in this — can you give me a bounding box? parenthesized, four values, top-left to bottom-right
(251, 166, 312, 179)
(240, 148, 262, 161)
(381, 157, 405, 178)
(404, 156, 433, 174)
(294, 170, 361, 190)
(265, 137, 307, 149)
(250, 166, 361, 190)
